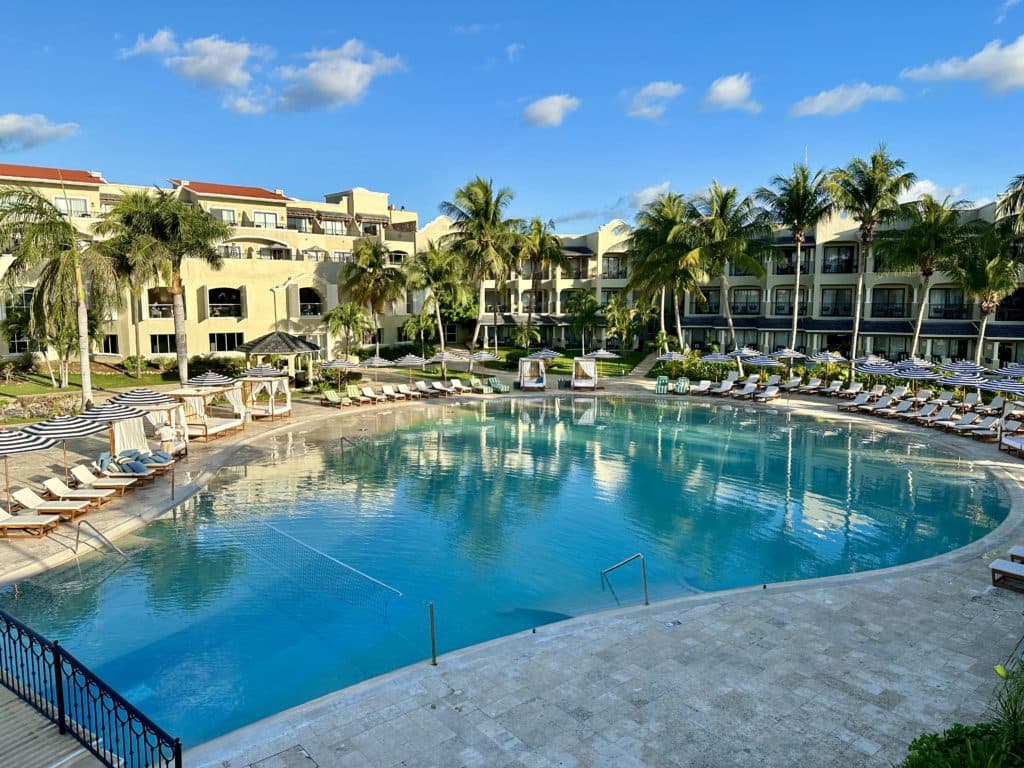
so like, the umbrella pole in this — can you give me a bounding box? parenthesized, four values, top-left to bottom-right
(4, 457, 9, 512)
(63, 441, 68, 485)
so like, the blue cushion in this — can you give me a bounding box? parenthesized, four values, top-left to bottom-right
(127, 460, 149, 474)
(138, 456, 155, 464)
(119, 449, 141, 459)
(98, 455, 111, 471)
(153, 451, 173, 462)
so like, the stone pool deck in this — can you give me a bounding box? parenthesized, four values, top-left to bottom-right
(2, 379, 1024, 767)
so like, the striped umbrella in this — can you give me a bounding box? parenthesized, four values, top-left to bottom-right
(320, 359, 359, 389)
(700, 352, 733, 363)
(942, 361, 986, 375)
(81, 403, 147, 422)
(896, 357, 934, 369)
(808, 351, 847, 363)
(427, 350, 466, 381)
(525, 348, 559, 360)
(0, 430, 58, 511)
(186, 371, 237, 387)
(856, 362, 898, 376)
(746, 355, 783, 368)
(24, 416, 109, 483)
(361, 356, 394, 367)
(242, 365, 287, 378)
(772, 348, 805, 360)
(896, 365, 938, 380)
(393, 353, 427, 382)
(989, 364, 1024, 377)
(109, 388, 176, 407)
(469, 350, 500, 361)
(656, 351, 689, 362)
(979, 378, 1024, 395)
(937, 373, 987, 388)
(586, 348, 621, 376)
(729, 347, 761, 358)
(853, 355, 887, 365)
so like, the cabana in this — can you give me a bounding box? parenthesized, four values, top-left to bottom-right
(519, 358, 546, 391)
(240, 365, 292, 420)
(168, 380, 246, 441)
(79, 403, 150, 456)
(236, 331, 321, 381)
(109, 388, 189, 456)
(571, 357, 597, 390)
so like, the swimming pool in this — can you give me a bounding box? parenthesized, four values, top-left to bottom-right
(0, 397, 1009, 746)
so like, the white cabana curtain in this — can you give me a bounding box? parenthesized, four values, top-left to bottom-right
(143, 405, 190, 443)
(112, 417, 149, 455)
(183, 396, 207, 424)
(247, 378, 291, 415)
(224, 385, 246, 417)
(573, 358, 596, 383)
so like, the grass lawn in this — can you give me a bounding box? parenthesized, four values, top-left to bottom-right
(479, 347, 645, 377)
(0, 371, 174, 398)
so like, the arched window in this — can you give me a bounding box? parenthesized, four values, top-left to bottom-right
(209, 287, 243, 317)
(299, 287, 323, 317)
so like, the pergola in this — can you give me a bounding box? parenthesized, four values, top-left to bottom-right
(236, 331, 321, 380)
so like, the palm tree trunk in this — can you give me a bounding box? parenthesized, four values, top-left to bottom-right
(674, 289, 684, 349)
(133, 290, 143, 378)
(74, 261, 94, 407)
(910, 273, 929, 359)
(790, 241, 802, 351)
(470, 283, 485, 349)
(975, 311, 990, 365)
(719, 273, 738, 350)
(434, 299, 448, 380)
(170, 271, 189, 384)
(371, 307, 381, 358)
(658, 288, 667, 352)
(848, 241, 868, 384)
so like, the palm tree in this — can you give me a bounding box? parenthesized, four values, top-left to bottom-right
(999, 174, 1024, 233)
(603, 293, 636, 350)
(509, 322, 541, 349)
(0, 187, 105, 406)
(516, 218, 567, 346)
(685, 182, 773, 352)
(402, 311, 436, 360)
(564, 291, 602, 355)
(339, 238, 406, 358)
(625, 192, 703, 352)
(405, 241, 472, 357)
(439, 177, 520, 350)
(93, 190, 172, 378)
(322, 302, 372, 358)
(945, 222, 1024, 364)
(756, 164, 834, 351)
(872, 195, 977, 358)
(828, 144, 916, 378)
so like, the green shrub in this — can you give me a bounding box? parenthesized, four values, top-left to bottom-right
(188, 354, 246, 378)
(15, 351, 35, 373)
(504, 350, 528, 371)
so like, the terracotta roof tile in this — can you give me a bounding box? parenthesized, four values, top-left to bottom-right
(169, 179, 289, 201)
(0, 163, 105, 184)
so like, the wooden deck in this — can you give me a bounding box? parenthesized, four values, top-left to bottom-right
(0, 686, 103, 768)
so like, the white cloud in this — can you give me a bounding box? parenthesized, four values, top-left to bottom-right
(506, 42, 523, 62)
(703, 73, 761, 113)
(225, 92, 268, 115)
(276, 40, 403, 111)
(523, 94, 580, 127)
(789, 83, 902, 116)
(167, 35, 267, 89)
(556, 181, 672, 224)
(0, 113, 78, 152)
(629, 181, 672, 207)
(119, 28, 177, 58)
(901, 34, 1024, 91)
(997, 0, 1021, 23)
(899, 179, 968, 204)
(627, 81, 684, 120)
(453, 23, 494, 35)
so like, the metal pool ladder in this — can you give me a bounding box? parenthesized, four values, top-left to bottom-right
(602, 552, 649, 606)
(74, 521, 125, 557)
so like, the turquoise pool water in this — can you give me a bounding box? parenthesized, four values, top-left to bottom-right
(0, 397, 1009, 746)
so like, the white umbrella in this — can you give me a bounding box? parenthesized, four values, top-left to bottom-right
(0, 430, 57, 511)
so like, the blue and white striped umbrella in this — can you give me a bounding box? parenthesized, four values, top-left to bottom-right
(938, 373, 986, 387)
(979, 379, 1024, 396)
(393, 354, 427, 367)
(656, 351, 689, 362)
(771, 348, 805, 360)
(186, 371, 237, 387)
(896, 357, 935, 369)
(746, 355, 783, 368)
(808, 351, 847, 364)
(896, 366, 937, 380)
(81, 403, 147, 422)
(361, 356, 394, 368)
(242, 365, 287, 378)
(0, 429, 58, 509)
(321, 359, 359, 370)
(585, 348, 621, 360)
(856, 362, 898, 375)
(729, 347, 761, 358)
(853, 355, 888, 365)
(524, 348, 559, 360)
(942, 361, 986, 375)
(24, 415, 108, 440)
(468, 350, 500, 362)
(109, 388, 176, 406)
(989, 364, 1024, 377)
(700, 352, 733, 363)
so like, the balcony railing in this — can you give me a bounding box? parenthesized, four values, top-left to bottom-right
(773, 302, 809, 315)
(730, 301, 762, 316)
(208, 303, 242, 318)
(560, 269, 593, 280)
(774, 260, 812, 275)
(384, 228, 416, 243)
(690, 304, 721, 315)
(928, 304, 969, 319)
(996, 307, 1024, 322)
(872, 302, 909, 318)
(300, 302, 322, 317)
(601, 270, 628, 279)
(148, 304, 173, 319)
(822, 261, 857, 274)
(819, 304, 853, 317)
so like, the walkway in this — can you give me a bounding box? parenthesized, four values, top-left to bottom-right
(0, 686, 102, 768)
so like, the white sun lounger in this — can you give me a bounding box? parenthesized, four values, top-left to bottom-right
(838, 393, 870, 411)
(42, 478, 115, 507)
(731, 383, 757, 399)
(70, 466, 137, 495)
(859, 395, 893, 412)
(688, 380, 712, 395)
(819, 381, 842, 397)
(797, 378, 821, 392)
(753, 386, 780, 402)
(779, 377, 802, 391)
(12, 488, 90, 520)
(0, 510, 60, 538)
(381, 385, 406, 401)
(709, 381, 734, 396)
(397, 384, 422, 399)
(875, 399, 912, 418)
(432, 381, 455, 396)
(991, 559, 1024, 591)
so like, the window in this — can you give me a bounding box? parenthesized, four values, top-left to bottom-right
(774, 249, 812, 275)
(691, 288, 720, 314)
(320, 219, 346, 236)
(303, 249, 324, 263)
(258, 247, 291, 260)
(388, 251, 406, 266)
(209, 332, 244, 352)
(933, 338, 969, 361)
(822, 246, 856, 274)
(929, 287, 967, 319)
(820, 288, 853, 317)
(209, 208, 236, 225)
(4, 288, 33, 316)
(729, 261, 758, 277)
(287, 216, 310, 233)
(54, 197, 88, 217)
(601, 289, 620, 306)
(331, 250, 353, 263)
(208, 287, 243, 318)
(7, 332, 29, 354)
(253, 211, 278, 229)
(773, 288, 807, 315)
(362, 222, 379, 236)
(147, 287, 174, 319)
(871, 335, 909, 360)
(445, 324, 457, 343)
(730, 288, 761, 315)
(997, 288, 1024, 322)
(872, 287, 908, 318)
(217, 244, 242, 259)
(150, 334, 176, 354)
(732, 330, 759, 350)
(102, 335, 120, 354)
(299, 287, 322, 317)
(602, 257, 627, 279)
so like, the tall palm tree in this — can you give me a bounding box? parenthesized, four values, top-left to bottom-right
(828, 144, 916, 378)
(0, 187, 104, 406)
(945, 222, 1024, 364)
(626, 192, 703, 352)
(872, 195, 977, 358)
(603, 293, 636, 350)
(756, 164, 834, 351)
(439, 177, 520, 350)
(564, 291, 601, 355)
(340, 238, 406, 358)
(406, 241, 472, 377)
(322, 302, 372, 358)
(999, 174, 1024, 233)
(685, 182, 773, 352)
(516, 218, 567, 346)
(93, 190, 171, 378)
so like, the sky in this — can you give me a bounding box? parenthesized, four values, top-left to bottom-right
(1, 1, 1023, 232)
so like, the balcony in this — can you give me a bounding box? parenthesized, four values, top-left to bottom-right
(928, 304, 969, 320)
(209, 303, 242, 318)
(560, 269, 593, 280)
(300, 302, 322, 317)
(819, 304, 853, 317)
(383, 228, 416, 243)
(773, 302, 809, 315)
(601, 270, 628, 280)
(872, 302, 909, 318)
(996, 306, 1024, 322)
(690, 303, 721, 315)
(730, 301, 762, 316)
(822, 261, 857, 274)
(148, 304, 173, 319)
(774, 260, 812, 276)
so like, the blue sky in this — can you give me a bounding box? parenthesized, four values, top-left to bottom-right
(2, 1, 1022, 232)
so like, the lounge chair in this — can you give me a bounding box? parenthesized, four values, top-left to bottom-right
(673, 377, 689, 394)
(890, 386, 909, 400)
(877, 399, 914, 419)
(431, 381, 455, 396)
(319, 390, 348, 407)
(954, 415, 997, 434)
(963, 392, 980, 410)
(928, 390, 954, 406)
(859, 395, 893, 413)
(974, 419, 1021, 442)
(901, 403, 937, 422)
(819, 381, 842, 397)
(42, 478, 115, 508)
(918, 405, 956, 426)
(416, 380, 441, 397)
(0, 510, 59, 538)
(360, 386, 386, 403)
(937, 412, 979, 432)
(470, 378, 493, 394)
(910, 388, 934, 404)
(761, 375, 781, 388)
(976, 397, 1005, 416)
(866, 384, 887, 400)
(731, 383, 757, 400)
(838, 382, 863, 399)
(838, 393, 870, 411)
(720, 371, 739, 386)
(741, 374, 760, 387)
(990, 559, 1024, 591)
(709, 381, 735, 397)
(487, 377, 510, 393)
(347, 385, 371, 405)
(1001, 435, 1024, 455)
(397, 384, 423, 399)
(688, 380, 712, 395)
(753, 385, 780, 402)
(797, 378, 822, 393)
(12, 488, 90, 520)
(780, 377, 802, 391)
(655, 376, 669, 395)
(70, 465, 136, 495)
(381, 385, 406, 401)
(450, 379, 472, 394)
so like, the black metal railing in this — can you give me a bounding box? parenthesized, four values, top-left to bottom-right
(928, 304, 969, 319)
(0, 608, 181, 768)
(822, 260, 856, 274)
(872, 302, 909, 318)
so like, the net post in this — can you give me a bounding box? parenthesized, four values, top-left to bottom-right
(428, 602, 437, 666)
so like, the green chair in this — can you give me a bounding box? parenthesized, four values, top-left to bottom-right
(655, 375, 669, 394)
(320, 390, 343, 406)
(487, 376, 511, 393)
(674, 377, 689, 395)
(470, 377, 493, 394)
(347, 385, 371, 404)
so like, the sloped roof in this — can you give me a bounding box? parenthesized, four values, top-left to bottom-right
(169, 179, 290, 201)
(236, 331, 321, 355)
(0, 163, 105, 185)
